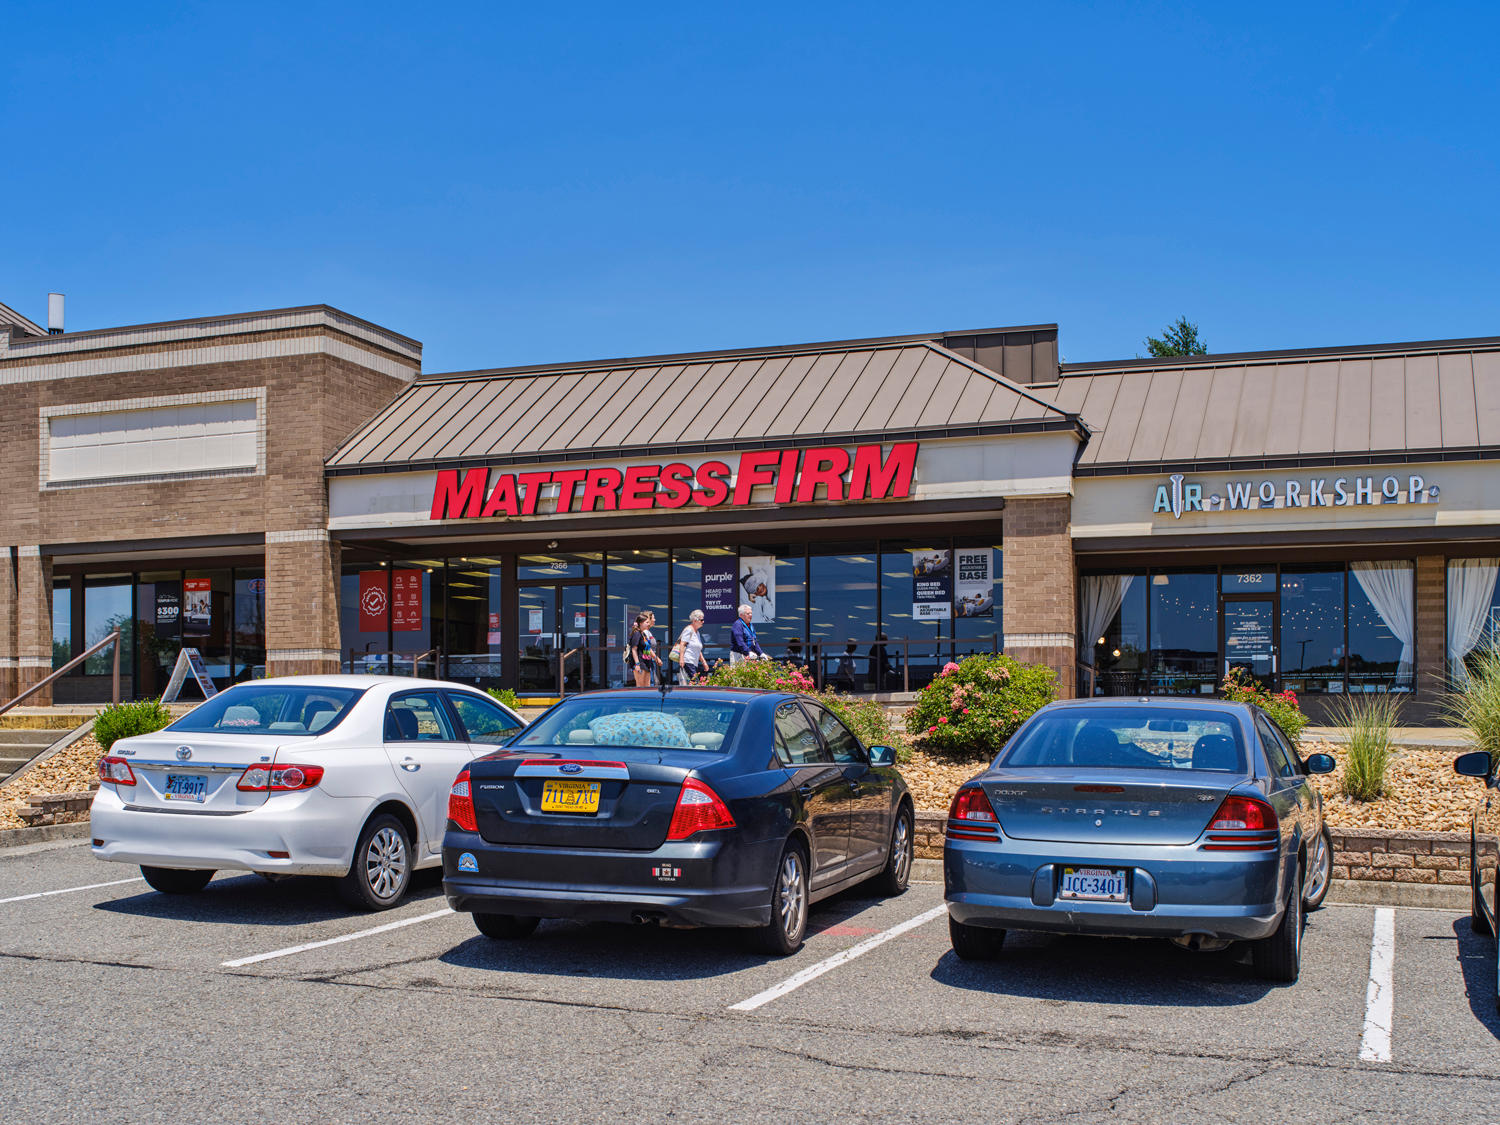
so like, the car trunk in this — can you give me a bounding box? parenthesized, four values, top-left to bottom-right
(980, 768, 1240, 845)
(109, 732, 284, 814)
(466, 749, 727, 850)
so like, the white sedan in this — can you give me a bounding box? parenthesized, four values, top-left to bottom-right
(90, 676, 525, 910)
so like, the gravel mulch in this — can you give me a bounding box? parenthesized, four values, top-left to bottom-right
(901, 738, 1482, 834)
(0, 732, 102, 831)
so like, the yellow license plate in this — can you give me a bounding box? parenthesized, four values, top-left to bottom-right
(540, 779, 601, 814)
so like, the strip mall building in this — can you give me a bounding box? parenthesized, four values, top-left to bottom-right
(3, 297, 1497, 720)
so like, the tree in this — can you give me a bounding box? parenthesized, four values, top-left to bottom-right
(1144, 317, 1207, 357)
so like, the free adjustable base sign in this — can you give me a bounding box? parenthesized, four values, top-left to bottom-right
(160, 647, 220, 702)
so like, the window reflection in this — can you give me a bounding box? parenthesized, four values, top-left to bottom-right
(810, 543, 878, 690)
(1280, 568, 1343, 693)
(1148, 571, 1218, 695)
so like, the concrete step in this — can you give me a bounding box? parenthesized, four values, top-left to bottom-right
(0, 731, 69, 746)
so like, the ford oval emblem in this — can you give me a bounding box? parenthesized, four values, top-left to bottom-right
(176, 746, 192, 761)
(559, 762, 583, 774)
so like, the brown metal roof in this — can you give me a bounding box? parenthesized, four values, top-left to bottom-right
(0, 301, 45, 337)
(327, 338, 1079, 473)
(1055, 337, 1500, 474)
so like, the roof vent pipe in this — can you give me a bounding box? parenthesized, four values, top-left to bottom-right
(47, 293, 64, 334)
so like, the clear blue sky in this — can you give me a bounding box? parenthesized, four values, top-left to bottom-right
(2, 2, 1495, 371)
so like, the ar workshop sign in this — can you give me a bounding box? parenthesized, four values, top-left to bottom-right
(1153, 471, 1440, 519)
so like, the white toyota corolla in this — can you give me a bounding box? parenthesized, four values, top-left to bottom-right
(90, 676, 524, 910)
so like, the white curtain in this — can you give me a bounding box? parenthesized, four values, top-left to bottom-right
(1078, 575, 1134, 667)
(1447, 558, 1500, 685)
(1351, 561, 1415, 688)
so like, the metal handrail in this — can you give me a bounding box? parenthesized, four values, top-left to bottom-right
(0, 630, 121, 717)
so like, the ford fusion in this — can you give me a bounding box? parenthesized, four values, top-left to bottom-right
(442, 688, 914, 954)
(944, 699, 1335, 982)
(90, 676, 523, 910)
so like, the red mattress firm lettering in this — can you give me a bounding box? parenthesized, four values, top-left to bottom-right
(427, 442, 918, 520)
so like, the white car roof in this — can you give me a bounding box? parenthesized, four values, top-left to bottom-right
(235, 674, 486, 692)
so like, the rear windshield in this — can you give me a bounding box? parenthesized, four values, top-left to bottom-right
(513, 698, 745, 751)
(1000, 707, 1246, 772)
(168, 685, 364, 736)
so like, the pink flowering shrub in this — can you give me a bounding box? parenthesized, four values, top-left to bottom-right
(905, 653, 1056, 760)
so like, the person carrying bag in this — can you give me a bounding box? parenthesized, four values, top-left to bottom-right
(674, 610, 705, 683)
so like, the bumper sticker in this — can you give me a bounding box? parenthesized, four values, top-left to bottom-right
(457, 852, 478, 873)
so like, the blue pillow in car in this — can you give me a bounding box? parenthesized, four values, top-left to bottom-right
(588, 712, 692, 749)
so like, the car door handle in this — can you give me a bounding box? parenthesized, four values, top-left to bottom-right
(797, 784, 814, 799)
(400, 758, 421, 772)
(848, 782, 862, 795)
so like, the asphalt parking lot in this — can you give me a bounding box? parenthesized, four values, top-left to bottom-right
(3, 839, 1498, 1124)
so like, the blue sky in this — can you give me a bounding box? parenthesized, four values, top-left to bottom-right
(2, 2, 1495, 371)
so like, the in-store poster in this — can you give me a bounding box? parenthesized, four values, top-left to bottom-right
(701, 559, 738, 626)
(391, 571, 423, 631)
(183, 578, 212, 631)
(954, 549, 994, 618)
(528, 608, 544, 635)
(739, 555, 776, 623)
(358, 571, 388, 631)
(910, 549, 952, 621)
(154, 583, 181, 640)
(486, 612, 502, 645)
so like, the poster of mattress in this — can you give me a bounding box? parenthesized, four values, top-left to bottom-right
(183, 578, 212, 631)
(910, 549, 952, 621)
(954, 548, 994, 618)
(701, 559, 738, 626)
(739, 556, 776, 623)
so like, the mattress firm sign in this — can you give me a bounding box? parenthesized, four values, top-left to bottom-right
(428, 442, 917, 521)
(1152, 471, 1441, 519)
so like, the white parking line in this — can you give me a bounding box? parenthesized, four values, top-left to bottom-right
(0, 877, 144, 905)
(729, 904, 948, 1012)
(1359, 907, 1395, 1063)
(222, 907, 455, 968)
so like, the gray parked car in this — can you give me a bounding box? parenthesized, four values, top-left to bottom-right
(944, 698, 1335, 982)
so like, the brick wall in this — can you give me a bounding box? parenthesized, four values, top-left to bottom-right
(1414, 554, 1446, 699)
(1002, 495, 1076, 698)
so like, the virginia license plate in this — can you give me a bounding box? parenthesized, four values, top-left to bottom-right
(1059, 866, 1128, 902)
(540, 779, 601, 814)
(164, 774, 208, 802)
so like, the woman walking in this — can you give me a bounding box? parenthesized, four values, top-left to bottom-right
(627, 611, 659, 687)
(677, 610, 705, 683)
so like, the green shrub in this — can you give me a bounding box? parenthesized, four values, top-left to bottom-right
(486, 687, 522, 711)
(905, 654, 1057, 761)
(1448, 643, 1500, 762)
(1219, 669, 1310, 746)
(1331, 691, 1402, 802)
(699, 659, 815, 693)
(94, 699, 172, 752)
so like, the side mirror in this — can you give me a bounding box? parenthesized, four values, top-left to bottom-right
(1303, 753, 1336, 775)
(1454, 751, 1492, 780)
(868, 745, 896, 767)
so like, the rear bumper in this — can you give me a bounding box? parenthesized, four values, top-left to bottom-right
(88, 784, 356, 876)
(945, 836, 1286, 942)
(442, 829, 778, 928)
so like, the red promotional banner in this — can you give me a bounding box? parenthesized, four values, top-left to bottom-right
(391, 570, 424, 632)
(358, 571, 388, 632)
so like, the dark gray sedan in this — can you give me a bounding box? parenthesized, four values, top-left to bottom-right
(944, 699, 1335, 982)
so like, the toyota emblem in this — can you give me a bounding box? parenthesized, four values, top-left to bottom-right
(176, 746, 193, 761)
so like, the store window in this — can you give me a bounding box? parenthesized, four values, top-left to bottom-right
(392, 560, 442, 677)
(341, 560, 393, 673)
(183, 568, 232, 688)
(83, 579, 133, 676)
(952, 540, 1003, 661)
(608, 549, 669, 685)
(135, 571, 180, 696)
(737, 543, 806, 661)
(879, 541, 948, 691)
(809, 543, 878, 690)
(671, 548, 733, 663)
(1279, 568, 1344, 694)
(51, 582, 71, 669)
(517, 552, 601, 581)
(1147, 570, 1217, 695)
(232, 569, 267, 684)
(445, 557, 504, 690)
(1348, 561, 1414, 691)
(1447, 557, 1500, 683)
(1081, 572, 1147, 696)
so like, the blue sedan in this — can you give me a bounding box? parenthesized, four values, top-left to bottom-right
(944, 698, 1335, 982)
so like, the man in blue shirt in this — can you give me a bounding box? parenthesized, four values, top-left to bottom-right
(730, 603, 768, 663)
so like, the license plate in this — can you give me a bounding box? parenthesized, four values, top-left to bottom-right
(164, 774, 208, 802)
(1059, 866, 1128, 902)
(540, 779, 601, 814)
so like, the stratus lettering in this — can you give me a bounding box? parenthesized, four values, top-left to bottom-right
(429, 442, 918, 521)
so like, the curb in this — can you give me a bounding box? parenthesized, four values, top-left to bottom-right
(0, 820, 90, 849)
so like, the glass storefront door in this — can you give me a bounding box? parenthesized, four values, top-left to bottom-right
(1222, 597, 1278, 690)
(516, 582, 602, 694)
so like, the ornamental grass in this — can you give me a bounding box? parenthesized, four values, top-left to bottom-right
(1330, 691, 1402, 803)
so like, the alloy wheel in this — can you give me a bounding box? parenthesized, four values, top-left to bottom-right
(777, 851, 806, 941)
(1305, 832, 1330, 904)
(893, 815, 912, 885)
(365, 826, 408, 901)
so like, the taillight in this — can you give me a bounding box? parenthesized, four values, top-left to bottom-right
(665, 777, 735, 840)
(98, 757, 136, 786)
(236, 764, 325, 792)
(448, 769, 477, 832)
(947, 786, 1000, 841)
(1208, 795, 1275, 832)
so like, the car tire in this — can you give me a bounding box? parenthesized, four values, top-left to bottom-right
(874, 804, 914, 897)
(1252, 861, 1303, 983)
(1471, 838, 1494, 937)
(473, 913, 540, 940)
(140, 865, 214, 894)
(948, 915, 1005, 961)
(755, 840, 810, 956)
(1303, 826, 1334, 911)
(337, 813, 412, 911)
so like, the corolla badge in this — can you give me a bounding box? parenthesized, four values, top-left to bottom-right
(457, 852, 478, 873)
(175, 746, 193, 761)
(558, 763, 583, 774)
